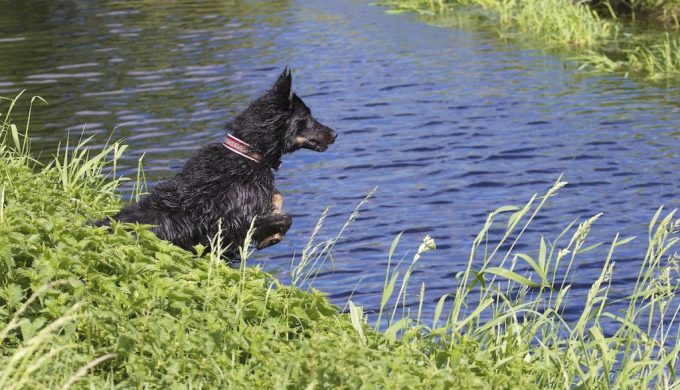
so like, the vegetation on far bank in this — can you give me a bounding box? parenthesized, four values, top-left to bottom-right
(382, 0, 680, 80)
(1, 94, 679, 388)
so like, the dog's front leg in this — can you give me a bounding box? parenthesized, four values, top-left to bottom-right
(253, 192, 292, 250)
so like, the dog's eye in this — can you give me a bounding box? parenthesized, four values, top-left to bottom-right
(296, 120, 308, 131)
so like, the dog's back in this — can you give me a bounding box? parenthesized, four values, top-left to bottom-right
(114, 143, 276, 251)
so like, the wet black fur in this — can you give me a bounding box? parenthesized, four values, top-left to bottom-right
(101, 69, 336, 257)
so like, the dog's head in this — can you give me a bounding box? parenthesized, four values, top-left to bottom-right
(230, 69, 337, 166)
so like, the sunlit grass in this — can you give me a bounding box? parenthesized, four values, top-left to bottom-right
(577, 33, 680, 78)
(515, 0, 616, 46)
(0, 94, 527, 387)
(1, 94, 679, 387)
(626, 33, 680, 77)
(0, 281, 116, 390)
(602, 0, 680, 24)
(382, 0, 446, 14)
(381, 0, 680, 79)
(385, 0, 615, 47)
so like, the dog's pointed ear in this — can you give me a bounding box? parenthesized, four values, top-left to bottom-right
(271, 68, 292, 106)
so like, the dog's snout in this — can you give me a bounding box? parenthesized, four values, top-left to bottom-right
(329, 130, 337, 142)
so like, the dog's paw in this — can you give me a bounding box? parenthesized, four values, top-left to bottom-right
(253, 213, 292, 250)
(256, 233, 283, 250)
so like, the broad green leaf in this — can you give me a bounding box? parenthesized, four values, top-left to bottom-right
(577, 241, 604, 254)
(380, 270, 399, 309)
(432, 294, 449, 329)
(384, 317, 410, 343)
(493, 205, 520, 215)
(454, 297, 493, 332)
(348, 300, 366, 345)
(484, 267, 541, 288)
(538, 236, 546, 270)
(614, 236, 636, 247)
(514, 253, 548, 287)
(388, 232, 403, 262)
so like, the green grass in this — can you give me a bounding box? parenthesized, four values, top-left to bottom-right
(475, 0, 616, 47)
(578, 33, 680, 79)
(597, 0, 680, 24)
(0, 96, 532, 388)
(1, 94, 679, 388)
(384, 0, 616, 46)
(381, 0, 680, 79)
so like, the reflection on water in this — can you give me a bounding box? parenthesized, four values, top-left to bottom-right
(1, 0, 679, 330)
(0, 0, 292, 177)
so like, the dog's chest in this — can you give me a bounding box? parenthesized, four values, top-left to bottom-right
(186, 145, 277, 220)
(211, 174, 275, 215)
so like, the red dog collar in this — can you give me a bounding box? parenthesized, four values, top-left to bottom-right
(222, 134, 263, 164)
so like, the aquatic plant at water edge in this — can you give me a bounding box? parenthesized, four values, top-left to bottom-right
(381, 0, 680, 79)
(578, 33, 680, 78)
(384, 0, 616, 46)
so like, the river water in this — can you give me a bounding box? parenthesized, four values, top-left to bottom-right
(1, 0, 679, 330)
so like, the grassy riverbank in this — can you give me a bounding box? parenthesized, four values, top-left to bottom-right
(1, 96, 679, 388)
(0, 98, 524, 388)
(382, 0, 680, 79)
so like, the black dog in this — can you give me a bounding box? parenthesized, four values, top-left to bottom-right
(102, 69, 336, 256)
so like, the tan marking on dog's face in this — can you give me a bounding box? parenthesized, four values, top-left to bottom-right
(272, 193, 283, 213)
(294, 135, 308, 147)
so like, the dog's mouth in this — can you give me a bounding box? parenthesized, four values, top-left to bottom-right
(302, 138, 331, 152)
(296, 126, 337, 152)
